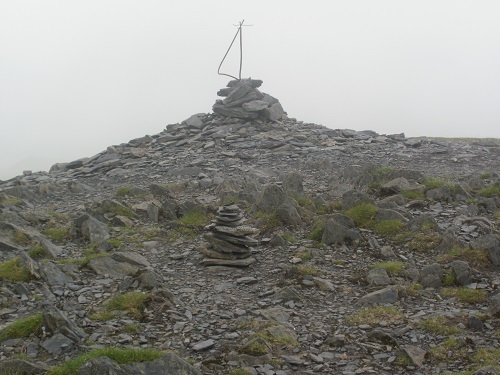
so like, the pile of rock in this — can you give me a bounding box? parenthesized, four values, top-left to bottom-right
(212, 78, 284, 121)
(201, 204, 259, 267)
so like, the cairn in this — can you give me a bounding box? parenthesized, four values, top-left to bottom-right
(212, 78, 284, 121)
(201, 204, 259, 267)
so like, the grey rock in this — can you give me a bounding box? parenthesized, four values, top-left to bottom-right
(471, 234, 500, 267)
(420, 263, 443, 288)
(276, 201, 302, 226)
(242, 100, 269, 112)
(200, 256, 256, 267)
(426, 185, 451, 201)
(78, 356, 127, 375)
(125, 352, 202, 375)
(450, 260, 471, 286)
(322, 218, 361, 245)
(401, 344, 426, 367)
(269, 233, 287, 247)
(256, 184, 287, 213)
(183, 114, 205, 129)
(375, 208, 408, 222)
(42, 306, 86, 342)
(75, 214, 110, 244)
(489, 293, 500, 317)
(135, 270, 162, 289)
(0, 359, 48, 374)
(472, 366, 499, 375)
(355, 287, 398, 307)
(342, 190, 374, 210)
(192, 339, 215, 351)
(367, 268, 391, 286)
(41, 333, 74, 355)
(262, 102, 284, 121)
(111, 252, 150, 267)
(39, 262, 73, 286)
(87, 256, 139, 278)
(280, 172, 304, 196)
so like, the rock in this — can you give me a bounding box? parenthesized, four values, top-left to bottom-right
(192, 339, 215, 351)
(276, 201, 302, 226)
(419, 263, 443, 288)
(321, 218, 361, 245)
(125, 352, 202, 375)
(471, 234, 500, 267)
(39, 262, 73, 286)
(450, 260, 471, 286)
(242, 100, 269, 112)
(489, 293, 500, 317)
(262, 102, 284, 121)
(0, 359, 48, 374)
(74, 214, 110, 244)
(355, 287, 398, 307)
(42, 306, 86, 342)
(401, 344, 426, 367)
(78, 356, 126, 375)
(280, 172, 304, 196)
(366, 268, 391, 286)
(41, 332, 74, 355)
(269, 233, 286, 247)
(342, 190, 374, 210)
(87, 257, 139, 278)
(111, 251, 151, 267)
(313, 277, 335, 291)
(472, 366, 499, 375)
(426, 185, 451, 201)
(256, 184, 287, 213)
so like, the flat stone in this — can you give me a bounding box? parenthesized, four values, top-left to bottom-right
(200, 257, 256, 267)
(111, 251, 151, 267)
(355, 287, 398, 307)
(192, 339, 215, 351)
(87, 256, 139, 278)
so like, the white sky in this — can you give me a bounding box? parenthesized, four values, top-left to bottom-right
(1, 1, 499, 180)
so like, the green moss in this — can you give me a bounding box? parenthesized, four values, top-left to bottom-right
(115, 186, 131, 196)
(47, 347, 163, 375)
(106, 238, 124, 248)
(465, 198, 478, 204)
(440, 288, 488, 303)
(470, 348, 500, 368)
(57, 252, 108, 267)
(229, 369, 254, 375)
(240, 341, 269, 356)
(418, 316, 462, 335)
(344, 203, 378, 227)
(373, 220, 405, 236)
(424, 177, 447, 190)
(0, 313, 42, 342)
(443, 270, 457, 286)
(428, 337, 466, 363)
(89, 311, 116, 321)
(346, 306, 402, 326)
(105, 292, 150, 318)
(479, 172, 492, 179)
(0, 258, 31, 282)
(371, 261, 405, 276)
(404, 283, 424, 296)
(477, 185, 500, 197)
(374, 166, 393, 175)
(290, 194, 314, 208)
(393, 231, 442, 252)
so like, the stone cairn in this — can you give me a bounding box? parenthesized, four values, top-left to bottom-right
(201, 204, 259, 267)
(212, 78, 285, 121)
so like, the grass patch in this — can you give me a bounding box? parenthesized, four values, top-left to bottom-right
(477, 185, 500, 197)
(294, 265, 320, 276)
(428, 337, 466, 363)
(373, 220, 405, 236)
(404, 283, 424, 296)
(479, 172, 492, 179)
(400, 190, 424, 200)
(47, 347, 163, 375)
(0, 258, 31, 282)
(89, 311, 116, 321)
(290, 194, 314, 209)
(105, 292, 150, 319)
(308, 219, 325, 241)
(0, 195, 23, 206)
(13, 229, 32, 246)
(344, 203, 378, 227)
(424, 177, 447, 190)
(371, 261, 405, 276)
(229, 369, 254, 375)
(253, 211, 282, 233)
(470, 348, 500, 368)
(106, 238, 124, 249)
(346, 306, 403, 326)
(109, 204, 135, 218)
(0, 313, 42, 342)
(295, 248, 312, 261)
(43, 226, 70, 242)
(115, 186, 131, 196)
(443, 270, 457, 286)
(393, 231, 442, 252)
(239, 340, 269, 356)
(27, 245, 46, 259)
(440, 288, 488, 303)
(436, 247, 490, 269)
(418, 316, 462, 335)
(374, 166, 393, 175)
(281, 233, 298, 244)
(177, 210, 209, 227)
(123, 324, 142, 334)
(57, 252, 108, 267)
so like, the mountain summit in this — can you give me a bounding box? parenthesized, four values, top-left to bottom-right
(0, 83, 499, 374)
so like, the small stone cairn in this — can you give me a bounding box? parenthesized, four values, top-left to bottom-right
(212, 78, 284, 121)
(201, 204, 259, 267)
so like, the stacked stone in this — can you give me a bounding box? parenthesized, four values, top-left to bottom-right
(201, 204, 259, 267)
(212, 78, 284, 121)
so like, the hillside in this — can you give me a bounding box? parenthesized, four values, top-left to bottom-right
(0, 80, 499, 375)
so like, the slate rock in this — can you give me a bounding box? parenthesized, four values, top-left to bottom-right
(355, 287, 398, 307)
(450, 260, 471, 286)
(342, 190, 374, 210)
(256, 184, 287, 213)
(322, 219, 361, 245)
(78, 356, 127, 375)
(39, 262, 73, 286)
(489, 293, 500, 317)
(401, 344, 426, 367)
(471, 234, 500, 267)
(112, 251, 151, 267)
(87, 257, 139, 278)
(0, 359, 48, 374)
(75, 214, 110, 244)
(419, 263, 443, 288)
(42, 306, 86, 342)
(367, 268, 391, 286)
(41, 333, 74, 355)
(426, 185, 451, 201)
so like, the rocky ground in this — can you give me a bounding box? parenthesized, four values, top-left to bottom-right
(0, 110, 499, 375)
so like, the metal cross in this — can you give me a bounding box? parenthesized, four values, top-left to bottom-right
(217, 19, 253, 81)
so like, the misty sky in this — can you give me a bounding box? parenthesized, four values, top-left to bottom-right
(1, 1, 499, 180)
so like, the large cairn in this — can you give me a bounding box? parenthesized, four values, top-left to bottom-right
(212, 78, 284, 121)
(201, 204, 259, 267)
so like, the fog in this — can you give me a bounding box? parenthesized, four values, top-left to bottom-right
(1, 0, 499, 180)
